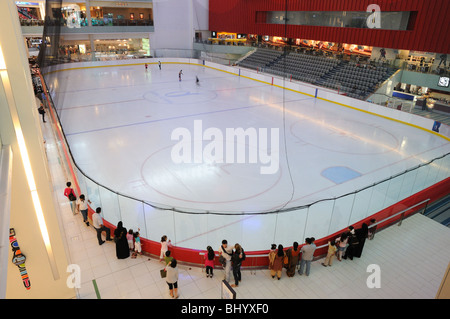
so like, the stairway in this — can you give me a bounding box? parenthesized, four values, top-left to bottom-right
(424, 195, 450, 227)
(315, 60, 349, 87)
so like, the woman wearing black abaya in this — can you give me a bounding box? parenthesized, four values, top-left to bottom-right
(354, 223, 369, 258)
(114, 221, 130, 259)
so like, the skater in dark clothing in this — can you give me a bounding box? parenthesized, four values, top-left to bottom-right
(179, 70, 183, 81)
(158, 61, 161, 70)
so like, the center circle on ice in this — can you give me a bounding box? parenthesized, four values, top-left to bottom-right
(290, 117, 399, 155)
(141, 141, 282, 204)
(143, 88, 217, 104)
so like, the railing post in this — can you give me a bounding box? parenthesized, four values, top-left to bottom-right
(398, 212, 405, 226)
(421, 201, 429, 215)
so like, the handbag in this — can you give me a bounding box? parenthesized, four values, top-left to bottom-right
(219, 255, 226, 267)
(219, 245, 231, 267)
(68, 192, 76, 201)
(160, 269, 167, 278)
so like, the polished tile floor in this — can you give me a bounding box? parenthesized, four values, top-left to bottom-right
(41, 110, 450, 299)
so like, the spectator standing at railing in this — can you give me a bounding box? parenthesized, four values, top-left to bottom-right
(336, 232, 349, 261)
(114, 221, 130, 259)
(219, 240, 233, 282)
(134, 230, 142, 256)
(270, 245, 285, 280)
(268, 244, 277, 273)
(204, 246, 215, 278)
(127, 229, 134, 251)
(92, 207, 112, 245)
(231, 243, 245, 287)
(298, 238, 316, 276)
(354, 223, 369, 258)
(285, 242, 300, 277)
(159, 235, 172, 262)
(76, 194, 90, 226)
(368, 219, 377, 240)
(343, 226, 358, 260)
(322, 240, 337, 267)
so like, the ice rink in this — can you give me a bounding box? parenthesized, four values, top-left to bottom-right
(45, 62, 450, 251)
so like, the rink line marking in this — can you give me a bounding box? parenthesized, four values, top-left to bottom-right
(284, 142, 450, 207)
(45, 62, 449, 142)
(65, 96, 314, 136)
(54, 74, 232, 94)
(65, 104, 261, 136)
(62, 98, 145, 110)
(317, 97, 450, 142)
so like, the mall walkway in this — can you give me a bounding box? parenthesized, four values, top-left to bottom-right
(41, 109, 450, 300)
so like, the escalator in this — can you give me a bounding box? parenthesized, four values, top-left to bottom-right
(424, 195, 450, 227)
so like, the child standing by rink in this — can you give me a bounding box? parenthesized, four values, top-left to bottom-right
(160, 235, 172, 262)
(336, 232, 349, 261)
(134, 230, 142, 256)
(322, 240, 337, 267)
(127, 229, 134, 251)
(204, 246, 215, 278)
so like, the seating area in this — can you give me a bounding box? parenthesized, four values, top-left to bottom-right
(237, 48, 283, 70)
(319, 61, 397, 99)
(268, 52, 341, 84)
(237, 48, 398, 100)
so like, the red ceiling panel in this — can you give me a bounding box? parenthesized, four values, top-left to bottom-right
(209, 0, 450, 53)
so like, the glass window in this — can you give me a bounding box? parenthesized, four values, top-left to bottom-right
(264, 11, 411, 31)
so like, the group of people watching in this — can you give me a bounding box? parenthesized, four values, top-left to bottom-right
(64, 180, 377, 298)
(216, 220, 377, 288)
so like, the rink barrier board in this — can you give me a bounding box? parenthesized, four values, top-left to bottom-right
(85, 176, 449, 268)
(41, 60, 450, 267)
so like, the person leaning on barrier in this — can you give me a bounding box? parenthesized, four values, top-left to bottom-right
(92, 207, 112, 245)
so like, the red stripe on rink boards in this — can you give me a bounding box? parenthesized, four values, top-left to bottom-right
(44, 67, 450, 267)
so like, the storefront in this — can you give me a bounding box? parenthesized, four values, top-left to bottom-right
(48, 2, 153, 27)
(208, 32, 246, 45)
(57, 37, 150, 61)
(16, 1, 45, 25)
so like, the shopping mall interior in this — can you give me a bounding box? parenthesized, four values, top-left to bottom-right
(1, 0, 449, 302)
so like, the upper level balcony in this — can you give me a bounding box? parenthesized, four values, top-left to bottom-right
(19, 2, 154, 36)
(21, 18, 154, 36)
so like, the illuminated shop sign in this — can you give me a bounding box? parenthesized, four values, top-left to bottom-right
(15, 2, 39, 6)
